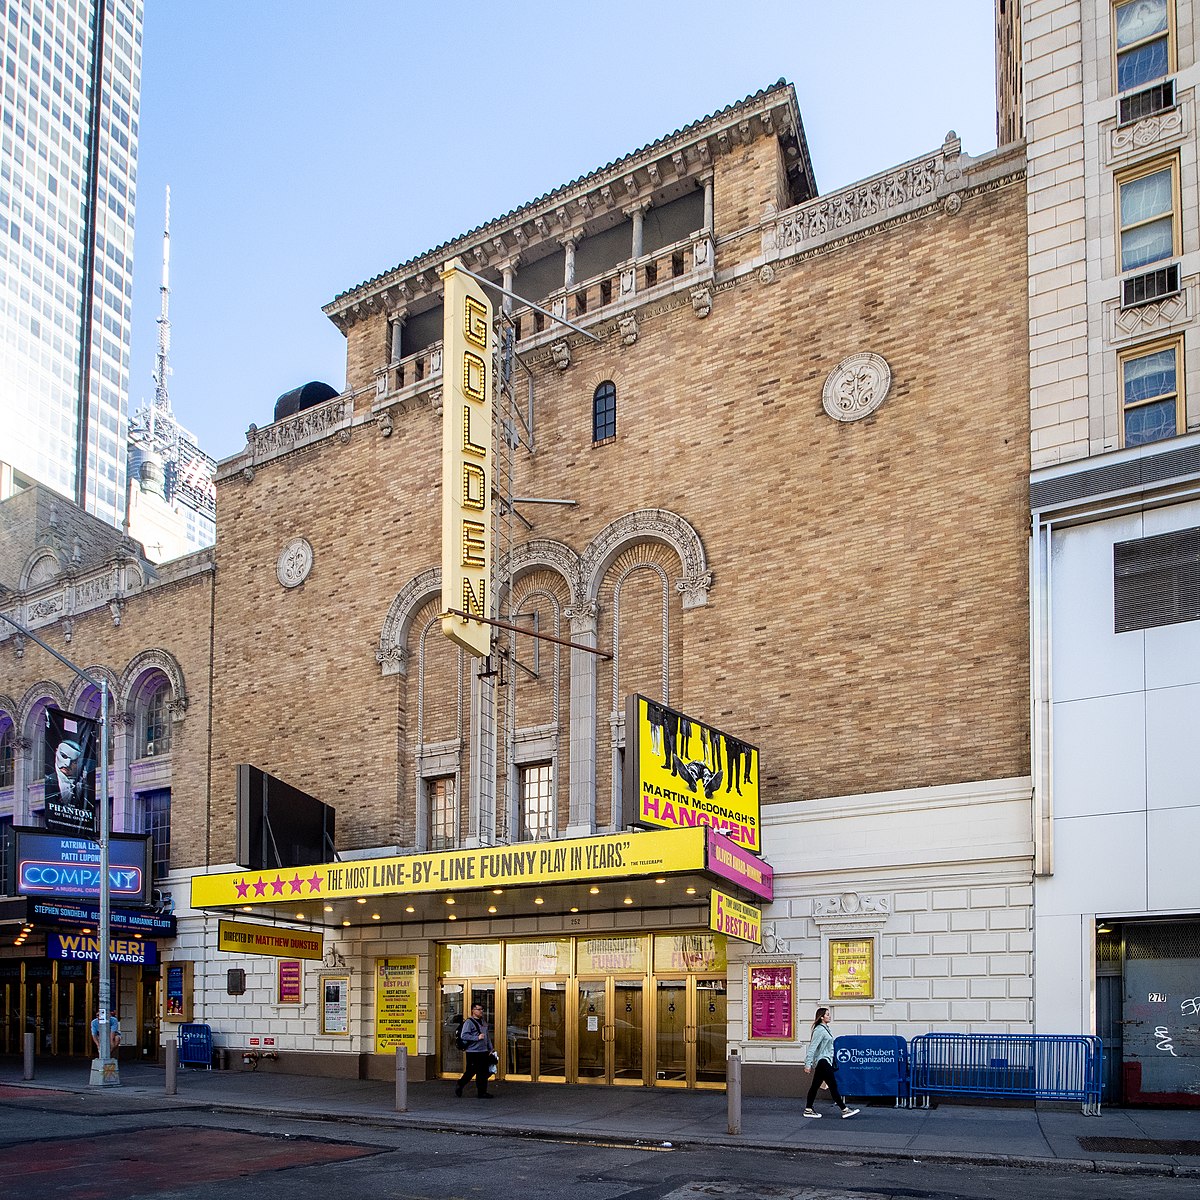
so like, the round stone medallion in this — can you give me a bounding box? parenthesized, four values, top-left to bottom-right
(822, 352, 892, 422)
(277, 537, 314, 588)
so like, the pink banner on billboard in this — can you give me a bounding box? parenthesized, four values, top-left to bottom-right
(706, 828, 773, 901)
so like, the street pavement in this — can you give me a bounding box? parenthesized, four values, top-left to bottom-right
(1, 1058, 1197, 1179)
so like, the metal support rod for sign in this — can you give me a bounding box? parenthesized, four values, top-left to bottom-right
(0, 610, 118, 1086)
(444, 607, 611, 659)
(452, 263, 602, 343)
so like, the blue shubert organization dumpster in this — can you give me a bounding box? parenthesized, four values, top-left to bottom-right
(833, 1035, 909, 1104)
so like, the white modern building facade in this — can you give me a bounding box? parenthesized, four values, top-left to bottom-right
(0, 0, 144, 529)
(1020, 0, 1200, 1103)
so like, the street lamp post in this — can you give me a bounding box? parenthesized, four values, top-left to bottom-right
(0, 611, 119, 1086)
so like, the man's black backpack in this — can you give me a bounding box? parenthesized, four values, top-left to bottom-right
(455, 1017, 471, 1051)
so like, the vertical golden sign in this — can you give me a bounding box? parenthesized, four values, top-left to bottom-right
(440, 258, 493, 656)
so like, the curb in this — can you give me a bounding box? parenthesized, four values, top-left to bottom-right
(4, 1078, 1199, 1180)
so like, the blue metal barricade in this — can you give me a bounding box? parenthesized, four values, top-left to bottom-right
(177, 1022, 213, 1070)
(909, 1033, 1103, 1115)
(833, 1036, 909, 1105)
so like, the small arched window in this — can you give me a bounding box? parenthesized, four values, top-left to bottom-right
(592, 380, 616, 443)
(0, 725, 13, 788)
(141, 683, 172, 757)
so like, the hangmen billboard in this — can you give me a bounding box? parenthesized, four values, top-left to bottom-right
(623, 695, 761, 852)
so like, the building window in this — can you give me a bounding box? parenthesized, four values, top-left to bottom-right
(1117, 160, 1178, 273)
(1114, 0, 1171, 93)
(0, 726, 13, 788)
(141, 683, 172, 757)
(518, 762, 554, 841)
(1120, 337, 1183, 446)
(428, 776, 457, 851)
(144, 788, 171, 879)
(593, 381, 616, 442)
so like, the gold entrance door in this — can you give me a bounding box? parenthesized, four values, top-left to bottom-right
(0, 962, 21, 1054)
(653, 975, 727, 1088)
(140, 970, 161, 1062)
(54, 963, 88, 1057)
(504, 979, 567, 1082)
(576, 977, 645, 1085)
(439, 979, 498, 1077)
(24, 960, 52, 1056)
(694, 977, 728, 1087)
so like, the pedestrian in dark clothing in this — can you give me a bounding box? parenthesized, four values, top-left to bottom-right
(455, 1003, 496, 1098)
(803, 1006, 858, 1118)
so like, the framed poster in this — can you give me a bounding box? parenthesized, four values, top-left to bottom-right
(829, 937, 875, 1000)
(163, 960, 193, 1023)
(277, 959, 302, 1005)
(748, 962, 794, 1040)
(374, 956, 418, 1055)
(320, 973, 351, 1035)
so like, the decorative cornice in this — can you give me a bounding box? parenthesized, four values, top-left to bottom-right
(323, 83, 812, 329)
(243, 395, 353, 466)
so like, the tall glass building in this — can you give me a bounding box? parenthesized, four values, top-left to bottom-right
(0, 0, 143, 529)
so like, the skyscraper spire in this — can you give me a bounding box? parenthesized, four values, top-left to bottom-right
(153, 185, 172, 419)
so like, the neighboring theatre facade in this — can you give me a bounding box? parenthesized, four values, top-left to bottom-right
(1, 81, 1037, 1093)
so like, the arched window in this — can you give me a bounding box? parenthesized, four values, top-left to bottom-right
(141, 683, 172, 757)
(0, 725, 13, 788)
(592, 380, 616, 442)
(31, 711, 48, 777)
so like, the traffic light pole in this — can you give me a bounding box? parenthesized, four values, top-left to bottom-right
(0, 611, 118, 1086)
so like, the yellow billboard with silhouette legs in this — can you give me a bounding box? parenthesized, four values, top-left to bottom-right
(623, 694, 761, 852)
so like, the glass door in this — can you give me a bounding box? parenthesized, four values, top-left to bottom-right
(652, 975, 727, 1088)
(576, 979, 607, 1082)
(55, 963, 88, 1057)
(612, 978, 644, 1084)
(439, 979, 497, 1077)
(654, 978, 688, 1084)
(536, 979, 567, 1081)
(504, 982, 534, 1079)
(25, 960, 52, 1056)
(576, 977, 645, 1085)
(504, 979, 567, 1082)
(694, 977, 727, 1087)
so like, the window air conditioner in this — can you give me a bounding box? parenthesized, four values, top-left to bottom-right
(1121, 263, 1180, 309)
(1118, 79, 1176, 125)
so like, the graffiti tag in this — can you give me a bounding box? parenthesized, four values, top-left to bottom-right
(1154, 1026, 1179, 1057)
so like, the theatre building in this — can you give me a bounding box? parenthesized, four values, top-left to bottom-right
(2, 80, 1034, 1092)
(0, 486, 207, 1060)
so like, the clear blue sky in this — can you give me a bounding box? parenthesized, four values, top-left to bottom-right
(129, 1, 999, 462)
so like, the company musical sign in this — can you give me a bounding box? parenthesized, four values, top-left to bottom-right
(14, 829, 152, 904)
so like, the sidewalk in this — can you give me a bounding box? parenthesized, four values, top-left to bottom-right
(2, 1059, 1197, 1178)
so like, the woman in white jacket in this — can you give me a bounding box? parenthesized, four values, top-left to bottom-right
(803, 1007, 858, 1118)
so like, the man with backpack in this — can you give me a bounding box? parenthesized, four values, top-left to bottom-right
(455, 1001, 497, 1098)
